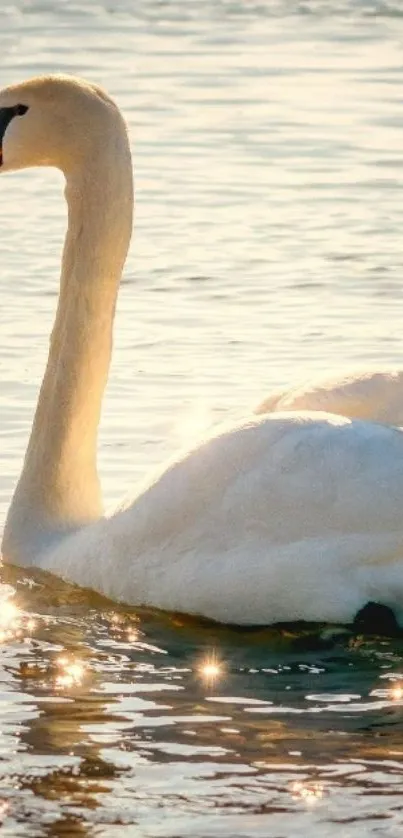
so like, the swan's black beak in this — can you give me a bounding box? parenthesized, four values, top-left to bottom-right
(0, 104, 28, 166)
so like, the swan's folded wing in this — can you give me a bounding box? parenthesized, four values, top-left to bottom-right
(41, 412, 403, 625)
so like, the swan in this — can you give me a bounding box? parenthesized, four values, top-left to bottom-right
(255, 369, 403, 425)
(3, 74, 403, 627)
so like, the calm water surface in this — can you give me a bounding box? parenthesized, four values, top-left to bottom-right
(2, 0, 403, 834)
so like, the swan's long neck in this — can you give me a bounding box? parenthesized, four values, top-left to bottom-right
(3, 123, 133, 560)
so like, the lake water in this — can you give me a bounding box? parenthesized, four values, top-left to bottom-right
(1, 0, 403, 834)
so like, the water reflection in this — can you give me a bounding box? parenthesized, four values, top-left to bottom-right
(1, 563, 403, 835)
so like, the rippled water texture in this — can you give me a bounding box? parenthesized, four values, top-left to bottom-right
(2, 0, 403, 834)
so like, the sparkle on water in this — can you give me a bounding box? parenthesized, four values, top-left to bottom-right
(55, 657, 86, 689)
(198, 652, 224, 686)
(390, 683, 403, 701)
(0, 600, 19, 628)
(2, 0, 403, 836)
(291, 781, 325, 804)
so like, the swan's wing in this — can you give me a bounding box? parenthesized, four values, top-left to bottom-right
(255, 369, 403, 425)
(44, 412, 403, 625)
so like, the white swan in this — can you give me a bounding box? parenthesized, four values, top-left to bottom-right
(255, 369, 403, 425)
(3, 75, 403, 627)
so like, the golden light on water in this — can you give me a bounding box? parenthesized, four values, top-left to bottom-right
(202, 661, 221, 679)
(0, 599, 36, 643)
(197, 652, 224, 687)
(292, 781, 324, 804)
(110, 613, 122, 626)
(0, 601, 19, 626)
(108, 611, 139, 644)
(390, 683, 403, 700)
(55, 657, 85, 689)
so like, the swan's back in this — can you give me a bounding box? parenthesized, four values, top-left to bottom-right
(256, 369, 403, 425)
(38, 412, 403, 625)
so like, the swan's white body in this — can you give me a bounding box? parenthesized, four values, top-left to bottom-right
(2, 75, 403, 626)
(23, 412, 403, 626)
(255, 369, 403, 425)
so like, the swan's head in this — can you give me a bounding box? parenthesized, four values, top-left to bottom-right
(0, 74, 126, 175)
